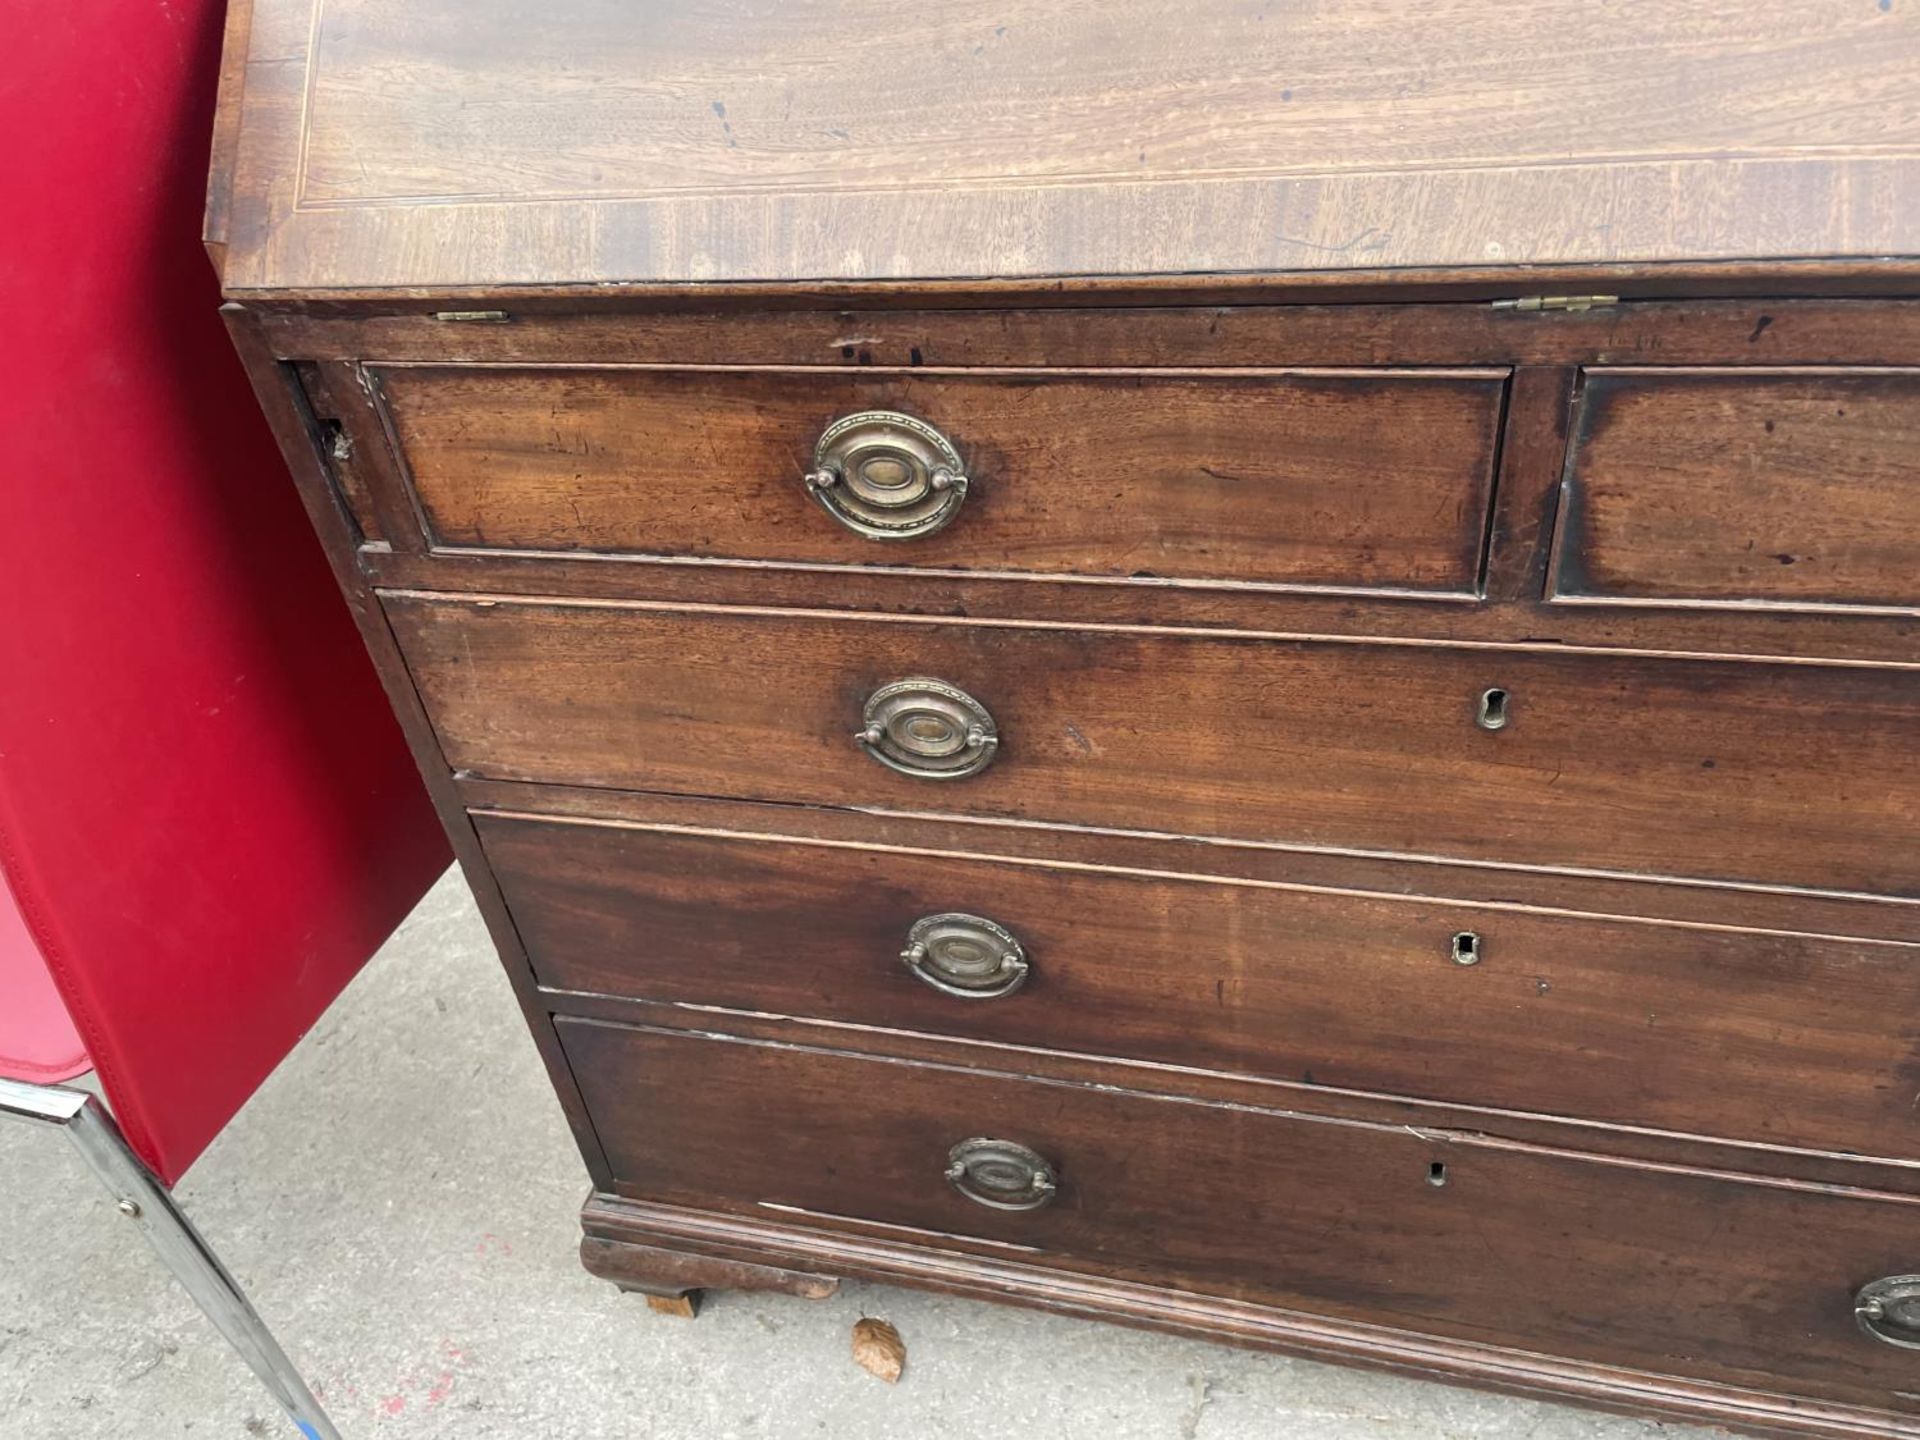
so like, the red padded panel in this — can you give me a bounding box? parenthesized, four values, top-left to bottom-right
(0, 872, 88, 1084)
(0, 3, 451, 1182)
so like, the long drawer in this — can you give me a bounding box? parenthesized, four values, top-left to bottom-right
(367, 364, 1506, 594)
(481, 814, 1920, 1158)
(388, 595, 1920, 896)
(558, 1019, 1920, 1412)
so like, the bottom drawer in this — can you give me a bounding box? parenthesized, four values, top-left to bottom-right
(559, 1018, 1920, 1413)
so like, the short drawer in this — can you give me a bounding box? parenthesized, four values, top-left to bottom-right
(368, 364, 1506, 595)
(486, 814, 1920, 1158)
(1553, 368, 1920, 610)
(388, 595, 1920, 897)
(559, 1019, 1920, 1412)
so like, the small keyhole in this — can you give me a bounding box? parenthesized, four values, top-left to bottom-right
(1477, 688, 1509, 731)
(1451, 931, 1481, 966)
(1428, 1162, 1449, 1187)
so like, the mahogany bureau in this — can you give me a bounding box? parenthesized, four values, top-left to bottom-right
(209, 2, 1920, 1434)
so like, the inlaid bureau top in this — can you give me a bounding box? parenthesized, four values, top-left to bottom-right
(213, 4, 1920, 1436)
(208, 0, 1920, 293)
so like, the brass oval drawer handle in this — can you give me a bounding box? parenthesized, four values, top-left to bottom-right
(945, 1137, 1058, 1211)
(902, 913, 1030, 999)
(856, 678, 999, 780)
(804, 410, 970, 540)
(1856, 1276, 1920, 1348)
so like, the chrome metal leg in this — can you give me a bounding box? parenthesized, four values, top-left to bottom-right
(0, 1076, 344, 1440)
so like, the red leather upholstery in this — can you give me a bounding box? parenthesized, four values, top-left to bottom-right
(0, 4, 451, 1183)
(0, 878, 86, 1085)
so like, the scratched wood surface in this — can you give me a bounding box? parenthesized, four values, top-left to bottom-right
(479, 812, 1920, 1159)
(371, 364, 1506, 593)
(1554, 368, 1920, 609)
(209, 7, 1920, 1423)
(559, 1017, 1920, 1414)
(383, 594, 1920, 898)
(208, 0, 1920, 293)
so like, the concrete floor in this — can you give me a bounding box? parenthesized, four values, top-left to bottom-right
(1, 869, 1720, 1440)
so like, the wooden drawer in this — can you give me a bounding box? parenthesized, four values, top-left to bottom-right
(485, 814, 1920, 1158)
(558, 1019, 1920, 1412)
(388, 596, 1920, 897)
(1553, 368, 1920, 611)
(368, 365, 1506, 595)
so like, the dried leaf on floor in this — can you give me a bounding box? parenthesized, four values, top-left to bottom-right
(851, 1317, 906, 1383)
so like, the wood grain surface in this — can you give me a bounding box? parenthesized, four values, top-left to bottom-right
(384, 594, 1920, 897)
(302, 302, 1920, 664)
(1556, 369, 1920, 609)
(373, 364, 1505, 593)
(583, 1190, 1920, 1440)
(210, 0, 1920, 292)
(266, 301, 1920, 369)
(559, 1018, 1920, 1414)
(211, 4, 1920, 1424)
(482, 813, 1920, 1159)
(463, 780, 1920, 945)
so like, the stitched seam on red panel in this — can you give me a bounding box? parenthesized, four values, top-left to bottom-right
(0, 810, 169, 1181)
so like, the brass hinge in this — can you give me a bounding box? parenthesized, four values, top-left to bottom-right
(430, 309, 511, 323)
(1490, 294, 1620, 313)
